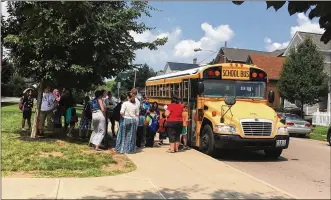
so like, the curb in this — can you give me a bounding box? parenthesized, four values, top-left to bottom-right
(191, 148, 299, 199)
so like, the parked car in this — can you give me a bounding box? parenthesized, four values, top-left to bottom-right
(327, 127, 331, 146)
(279, 114, 311, 137)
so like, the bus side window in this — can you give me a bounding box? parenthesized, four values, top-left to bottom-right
(174, 83, 179, 97)
(190, 79, 198, 99)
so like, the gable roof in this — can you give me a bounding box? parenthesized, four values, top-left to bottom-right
(248, 54, 285, 80)
(215, 47, 285, 63)
(284, 31, 331, 56)
(165, 62, 200, 71)
(297, 32, 331, 51)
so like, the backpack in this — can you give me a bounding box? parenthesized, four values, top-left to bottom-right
(84, 101, 92, 119)
(147, 114, 159, 133)
(18, 97, 24, 111)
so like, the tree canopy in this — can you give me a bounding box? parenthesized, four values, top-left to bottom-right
(278, 36, 329, 115)
(3, 1, 167, 89)
(233, 1, 331, 44)
(113, 64, 156, 95)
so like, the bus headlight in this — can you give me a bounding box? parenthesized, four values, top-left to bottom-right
(277, 127, 288, 135)
(214, 125, 237, 134)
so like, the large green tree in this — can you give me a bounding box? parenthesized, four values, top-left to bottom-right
(3, 1, 167, 137)
(233, 1, 331, 44)
(113, 64, 156, 96)
(278, 36, 329, 116)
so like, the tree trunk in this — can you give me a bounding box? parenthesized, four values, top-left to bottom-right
(31, 79, 44, 138)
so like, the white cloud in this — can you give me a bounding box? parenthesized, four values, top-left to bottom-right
(174, 23, 234, 57)
(264, 37, 289, 52)
(264, 13, 324, 52)
(131, 22, 234, 71)
(290, 13, 324, 37)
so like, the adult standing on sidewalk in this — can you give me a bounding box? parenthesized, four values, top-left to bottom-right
(89, 90, 106, 152)
(114, 92, 138, 154)
(104, 91, 117, 137)
(38, 86, 56, 137)
(113, 94, 126, 137)
(165, 95, 184, 153)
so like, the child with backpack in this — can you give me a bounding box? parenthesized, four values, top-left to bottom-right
(136, 109, 146, 148)
(144, 107, 159, 147)
(66, 106, 78, 138)
(181, 104, 190, 150)
(158, 113, 167, 145)
(78, 96, 92, 139)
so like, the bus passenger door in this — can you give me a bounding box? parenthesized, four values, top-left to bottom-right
(182, 79, 197, 147)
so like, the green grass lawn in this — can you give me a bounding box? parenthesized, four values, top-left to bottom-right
(310, 126, 328, 142)
(1, 103, 136, 178)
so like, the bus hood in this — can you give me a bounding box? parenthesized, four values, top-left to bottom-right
(204, 100, 278, 122)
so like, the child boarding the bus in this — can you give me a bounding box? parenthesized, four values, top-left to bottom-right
(158, 113, 167, 145)
(181, 104, 190, 150)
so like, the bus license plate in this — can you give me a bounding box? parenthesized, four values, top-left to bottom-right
(222, 69, 250, 80)
(276, 140, 287, 147)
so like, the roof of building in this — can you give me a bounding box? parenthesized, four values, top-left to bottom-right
(297, 32, 331, 51)
(165, 62, 200, 71)
(215, 47, 285, 63)
(248, 54, 285, 80)
(148, 66, 203, 81)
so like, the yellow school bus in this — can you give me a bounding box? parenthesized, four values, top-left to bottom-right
(145, 63, 289, 158)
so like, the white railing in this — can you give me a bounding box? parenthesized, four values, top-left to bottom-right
(312, 109, 331, 126)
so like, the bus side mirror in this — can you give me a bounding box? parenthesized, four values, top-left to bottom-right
(225, 96, 236, 106)
(280, 118, 286, 124)
(198, 82, 204, 95)
(268, 91, 275, 104)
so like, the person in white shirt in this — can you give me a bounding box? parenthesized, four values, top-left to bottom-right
(38, 86, 56, 136)
(114, 92, 139, 154)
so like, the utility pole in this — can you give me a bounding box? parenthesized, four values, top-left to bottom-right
(133, 70, 137, 88)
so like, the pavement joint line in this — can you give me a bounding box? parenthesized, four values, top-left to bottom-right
(173, 156, 240, 199)
(122, 175, 166, 200)
(55, 179, 61, 200)
(191, 148, 299, 199)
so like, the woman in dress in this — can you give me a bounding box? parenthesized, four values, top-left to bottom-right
(114, 92, 139, 154)
(89, 90, 106, 152)
(164, 95, 184, 153)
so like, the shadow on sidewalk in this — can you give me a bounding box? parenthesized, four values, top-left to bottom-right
(80, 184, 291, 199)
(215, 150, 288, 162)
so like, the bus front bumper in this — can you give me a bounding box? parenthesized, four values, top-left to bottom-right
(213, 134, 290, 150)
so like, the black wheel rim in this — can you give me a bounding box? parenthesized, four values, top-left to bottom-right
(201, 131, 209, 151)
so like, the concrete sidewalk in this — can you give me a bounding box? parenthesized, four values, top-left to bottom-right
(2, 145, 296, 199)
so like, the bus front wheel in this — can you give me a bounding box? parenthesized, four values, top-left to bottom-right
(264, 149, 283, 159)
(199, 125, 216, 156)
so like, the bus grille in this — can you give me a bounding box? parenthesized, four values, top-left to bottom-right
(241, 121, 272, 136)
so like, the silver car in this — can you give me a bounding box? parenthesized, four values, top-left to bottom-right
(280, 114, 312, 137)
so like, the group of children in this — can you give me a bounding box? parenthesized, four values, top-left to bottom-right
(136, 101, 190, 149)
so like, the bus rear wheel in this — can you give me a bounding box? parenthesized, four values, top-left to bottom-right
(199, 125, 215, 156)
(264, 149, 282, 159)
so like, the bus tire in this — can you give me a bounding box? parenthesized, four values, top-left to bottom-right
(199, 125, 216, 156)
(264, 149, 282, 159)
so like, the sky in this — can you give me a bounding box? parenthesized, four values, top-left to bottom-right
(1, 1, 325, 72)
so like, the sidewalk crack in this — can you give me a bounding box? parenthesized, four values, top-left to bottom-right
(55, 179, 61, 200)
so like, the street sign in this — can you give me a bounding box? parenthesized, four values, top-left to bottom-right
(117, 82, 121, 88)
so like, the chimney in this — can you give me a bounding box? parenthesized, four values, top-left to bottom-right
(224, 41, 227, 48)
(193, 57, 197, 64)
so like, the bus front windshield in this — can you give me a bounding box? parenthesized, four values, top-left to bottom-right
(203, 80, 266, 99)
